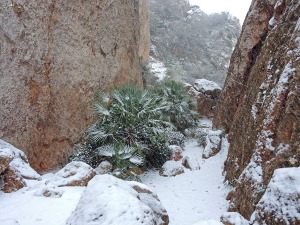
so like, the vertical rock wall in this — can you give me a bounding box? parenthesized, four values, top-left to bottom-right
(213, 0, 300, 219)
(0, 0, 150, 172)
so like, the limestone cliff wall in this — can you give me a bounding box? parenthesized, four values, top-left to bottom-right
(0, 0, 150, 172)
(213, 0, 300, 219)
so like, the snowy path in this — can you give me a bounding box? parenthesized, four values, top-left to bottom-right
(141, 139, 230, 225)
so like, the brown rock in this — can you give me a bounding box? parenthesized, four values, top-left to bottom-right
(1, 167, 26, 193)
(0, 0, 150, 173)
(0, 150, 13, 174)
(189, 79, 222, 118)
(0, 140, 41, 193)
(213, 0, 300, 220)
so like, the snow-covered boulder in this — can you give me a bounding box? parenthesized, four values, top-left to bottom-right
(221, 212, 249, 225)
(34, 185, 64, 198)
(189, 79, 222, 118)
(250, 167, 300, 225)
(160, 160, 184, 177)
(193, 79, 221, 98)
(94, 161, 112, 175)
(66, 175, 169, 225)
(47, 161, 96, 187)
(169, 145, 183, 161)
(0, 219, 20, 225)
(0, 140, 41, 193)
(202, 130, 223, 159)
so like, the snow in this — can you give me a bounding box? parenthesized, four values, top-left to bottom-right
(221, 212, 249, 225)
(47, 161, 95, 187)
(0, 184, 84, 225)
(160, 160, 185, 177)
(193, 79, 221, 93)
(66, 175, 167, 225)
(295, 18, 300, 31)
(149, 56, 167, 81)
(10, 158, 41, 180)
(192, 219, 223, 225)
(268, 16, 275, 26)
(141, 137, 230, 225)
(250, 167, 300, 224)
(0, 139, 41, 180)
(0, 120, 230, 225)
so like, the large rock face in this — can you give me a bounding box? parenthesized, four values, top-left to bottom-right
(0, 0, 150, 172)
(213, 0, 300, 220)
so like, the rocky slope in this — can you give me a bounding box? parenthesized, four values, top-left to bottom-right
(0, 0, 150, 172)
(213, 0, 300, 220)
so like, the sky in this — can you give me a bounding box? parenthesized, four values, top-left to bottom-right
(189, 0, 252, 24)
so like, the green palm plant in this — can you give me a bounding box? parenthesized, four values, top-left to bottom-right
(82, 85, 173, 169)
(154, 80, 199, 133)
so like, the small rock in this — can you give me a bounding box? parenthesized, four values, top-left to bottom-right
(202, 130, 223, 159)
(160, 161, 184, 177)
(94, 161, 112, 175)
(1, 167, 26, 193)
(169, 145, 183, 161)
(182, 156, 192, 170)
(221, 212, 249, 225)
(34, 185, 64, 198)
(48, 161, 96, 187)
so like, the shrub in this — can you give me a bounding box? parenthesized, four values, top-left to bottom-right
(74, 85, 173, 170)
(153, 80, 198, 133)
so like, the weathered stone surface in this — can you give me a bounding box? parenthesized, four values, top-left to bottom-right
(189, 79, 221, 117)
(214, 0, 275, 131)
(66, 175, 169, 225)
(250, 167, 300, 225)
(1, 167, 26, 193)
(47, 161, 95, 187)
(0, 0, 149, 172)
(213, 0, 300, 220)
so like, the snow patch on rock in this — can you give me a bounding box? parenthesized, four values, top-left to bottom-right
(221, 212, 249, 225)
(193, 79, 221, 93)
(47, 161, 95, 187)
(66, 175, 168, 225)
(250, 167, 300, 225)
(160, 161, 185, 177)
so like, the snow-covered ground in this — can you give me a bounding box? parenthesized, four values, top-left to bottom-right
(149, 56, 167, 81)
(141, 138, 230, 225)
(0, 120, 230, 225)
(0, 182, 84, 225)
